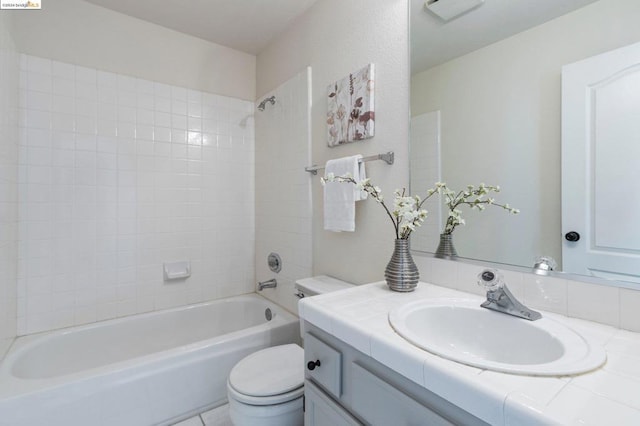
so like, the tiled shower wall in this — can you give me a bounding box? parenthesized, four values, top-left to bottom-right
(0, 16, 19, 356)
(255, 68, 312, 315)
(17, 54, 255, 335)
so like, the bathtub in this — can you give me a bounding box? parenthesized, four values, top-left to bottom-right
(0, 294, 299, 426)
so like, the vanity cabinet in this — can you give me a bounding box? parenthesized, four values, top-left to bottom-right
(304, 380, 361, 426)
(303, 323, 488, 426)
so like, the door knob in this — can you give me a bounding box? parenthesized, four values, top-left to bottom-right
(565, 231, 580, 242)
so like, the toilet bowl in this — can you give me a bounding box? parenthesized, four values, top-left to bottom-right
(227, 344, 304, 426)
(227, 275, 353, 426)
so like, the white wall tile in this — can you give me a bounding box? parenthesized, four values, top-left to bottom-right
(52, 77, 74, 96)
(255, 68, 310, 314)
(620, 288, 640, 332)
(17, 55, 255, 334)
(568, 281, 619, 327)
(520, 274, 567, 315)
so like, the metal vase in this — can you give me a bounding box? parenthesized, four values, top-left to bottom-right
(385, 239, 419, 292)
(435, 233, 458, 258)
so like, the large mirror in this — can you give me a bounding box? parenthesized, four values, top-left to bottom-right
(410, 0, 640, 282)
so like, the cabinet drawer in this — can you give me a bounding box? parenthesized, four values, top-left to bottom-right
(351, 363, 455, 426)
(305, 333, 342, 398)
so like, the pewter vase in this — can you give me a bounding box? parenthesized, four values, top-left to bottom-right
(385, 239, 419, 292)
(435, 233, 458, 258)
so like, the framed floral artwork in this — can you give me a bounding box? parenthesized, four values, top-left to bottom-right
(327, 64, 375, 146)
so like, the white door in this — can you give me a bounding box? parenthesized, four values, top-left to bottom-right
(562, 41, 640, 282)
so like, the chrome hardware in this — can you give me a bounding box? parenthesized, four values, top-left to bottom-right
(267, 252, 282, 273)
(533, 256, 557, 275)
(305, 151, 394, 175)
(258, 278, 277, 291)
(265, 308, 273, 321)
(257, 95, 276, 111)
(478, 269, 542, 321)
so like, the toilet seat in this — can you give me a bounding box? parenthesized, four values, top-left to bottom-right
(228, 344, 304, 406)
(228, 379, 304, 405)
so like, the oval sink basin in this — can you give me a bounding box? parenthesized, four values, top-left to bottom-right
(389, 298, 606, 376)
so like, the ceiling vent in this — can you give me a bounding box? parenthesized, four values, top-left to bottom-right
(425, 0, 484, 21)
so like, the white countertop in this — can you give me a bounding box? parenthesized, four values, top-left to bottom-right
(298, 281, 640, 425)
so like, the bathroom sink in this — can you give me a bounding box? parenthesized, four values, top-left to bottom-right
(388, 298, 606, 376)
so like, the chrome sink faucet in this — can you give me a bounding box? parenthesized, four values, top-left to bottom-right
(477, 269, 541, 321)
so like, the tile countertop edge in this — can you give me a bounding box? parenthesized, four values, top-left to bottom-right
(298, 281, 640, 426)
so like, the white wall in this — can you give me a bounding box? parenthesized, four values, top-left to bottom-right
(17, 54, 255, 334)
(257, 0, 411, 285)
(11, 0, 256, 101)
(410, 111, 441, 253)
(411, 0, 640, 267)
(255, 68, 312, 314)
(0, 14, 19, 357)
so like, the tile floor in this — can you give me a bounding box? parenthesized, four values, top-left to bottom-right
(172, 404, 233, 426)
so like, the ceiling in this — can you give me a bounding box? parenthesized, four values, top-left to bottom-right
(83, 0, 319, 55)
(83, 0, 600, 68)
(411, 0, 600, 74)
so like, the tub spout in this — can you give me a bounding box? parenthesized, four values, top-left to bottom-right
(258, 278, 277, 291)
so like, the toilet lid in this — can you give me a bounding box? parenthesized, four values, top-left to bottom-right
(229, 344, 304, 398)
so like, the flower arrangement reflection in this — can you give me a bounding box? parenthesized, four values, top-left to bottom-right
(430, 182, 520, 235)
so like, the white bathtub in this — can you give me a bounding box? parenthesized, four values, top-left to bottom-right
(0, 294, 299, 426)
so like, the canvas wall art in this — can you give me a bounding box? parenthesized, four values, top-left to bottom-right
(327, 64, 375, 146)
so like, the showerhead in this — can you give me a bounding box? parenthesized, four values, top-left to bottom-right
(257, 95, 276, 111)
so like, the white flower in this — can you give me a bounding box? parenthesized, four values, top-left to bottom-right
(311, 175, 527, 240)
(323, 179, 511, 238)
(435, 182, 518, 235)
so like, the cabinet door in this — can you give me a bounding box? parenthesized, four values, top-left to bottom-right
(305, 333, 342, 398)
(351, 363, 455, 426)
(304, 380, 362, 426)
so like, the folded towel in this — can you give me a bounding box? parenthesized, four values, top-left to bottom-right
(323, 155, 367, 232)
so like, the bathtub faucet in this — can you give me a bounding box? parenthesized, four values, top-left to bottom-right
(258, 278, 277, 291)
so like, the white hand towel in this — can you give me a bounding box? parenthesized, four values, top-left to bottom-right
(323, 155, 367, 232)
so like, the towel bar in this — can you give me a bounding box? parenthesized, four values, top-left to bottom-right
(304, 151, 394, 175)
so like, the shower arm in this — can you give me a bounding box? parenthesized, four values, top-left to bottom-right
(257, 95, 276, 111)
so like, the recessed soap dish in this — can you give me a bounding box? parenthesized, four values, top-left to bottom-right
(163, 261, 191, 281)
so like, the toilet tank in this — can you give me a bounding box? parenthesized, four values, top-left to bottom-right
(295, 276, 354, 339)
(294, 275, 354, 298)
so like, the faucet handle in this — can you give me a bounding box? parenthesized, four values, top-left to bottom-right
(477, 269, 504, 291)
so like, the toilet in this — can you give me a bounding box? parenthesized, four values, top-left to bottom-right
(227, 275, 353, 426)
